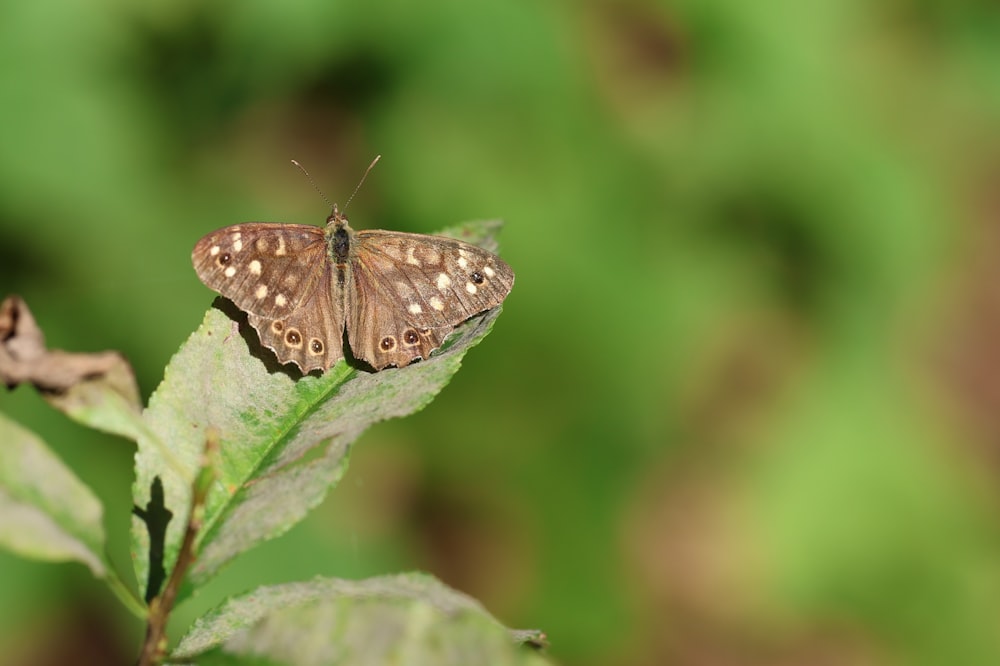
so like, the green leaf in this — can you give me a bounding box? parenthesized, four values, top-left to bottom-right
(132, 221, 510, 603)
(43, 352, 146, 442)
(169, 573, 548, 666)
(0, 411, 108, 576)
(437, 218, 506, 254)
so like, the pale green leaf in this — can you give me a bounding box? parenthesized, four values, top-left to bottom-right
(43, 353, 146, 442)
(0, 411, 108, 576)
(169, 573, 548, 666)
(132, 221, 511, 603)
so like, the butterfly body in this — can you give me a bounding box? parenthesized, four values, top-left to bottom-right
(192, 207, 514, 373)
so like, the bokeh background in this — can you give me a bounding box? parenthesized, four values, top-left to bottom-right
(2, 1, 1000, 664)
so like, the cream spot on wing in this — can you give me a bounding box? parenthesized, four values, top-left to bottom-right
(256, 238, 269, 252)
(276, 236, 287, 256)
(275, 293, 287, 307)
(233, 239, 243, 252)
(408, 303, 423, 315)
(458, 256, 469, 269)
(406, 247, 420, 266)
(484, 265, 495, 278)
(436, 273, 452, 290)
(255, 284, 268, 299)
(458, 249, 469, 258)
(395, 281, 415, 298)
(465, 282, 478, 294)
(249, 260, 262, 275)
(429, 296, 445, 311)
(210, 245, 220, 256)
(224, 266, 237, 278)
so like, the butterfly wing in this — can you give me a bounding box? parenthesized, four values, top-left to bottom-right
(192, 224, 327, 317)
(244, 278, 344, 373)
(346, 231, 515, 370)
(192, 223, 346, 372)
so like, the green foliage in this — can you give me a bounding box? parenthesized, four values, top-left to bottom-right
(133, 305, 501, 602)
(0, 220, 543, 663)
(0, 413, 108, 577)
(170, 574, 546, 665)
(3, 0, 1000, 664)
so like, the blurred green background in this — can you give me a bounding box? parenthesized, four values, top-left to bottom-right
(2, 0, 1000, 664)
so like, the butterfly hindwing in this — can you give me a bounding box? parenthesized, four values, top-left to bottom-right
(245, 264, 345, 373)
(344, 261, 450, 370)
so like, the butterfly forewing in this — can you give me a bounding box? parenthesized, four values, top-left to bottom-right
(192, 224, 328, 318)
(345, 231, 514, 370)
(356, 231, 514, 326)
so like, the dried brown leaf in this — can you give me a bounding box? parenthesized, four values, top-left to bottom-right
(1, 295, 143, 439)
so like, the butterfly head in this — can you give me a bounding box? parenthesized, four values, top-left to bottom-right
(324, 204, 353, 231)
(324, 204, 353, 263)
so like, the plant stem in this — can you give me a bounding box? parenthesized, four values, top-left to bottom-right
(137, 436, 217, 666)
(105, 568, 147, 620)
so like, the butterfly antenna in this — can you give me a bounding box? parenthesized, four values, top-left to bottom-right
(343, 154, 381, 212)
(290, 159, 335, 211)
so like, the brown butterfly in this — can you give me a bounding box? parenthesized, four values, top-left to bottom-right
(192, 206, 514, 373)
